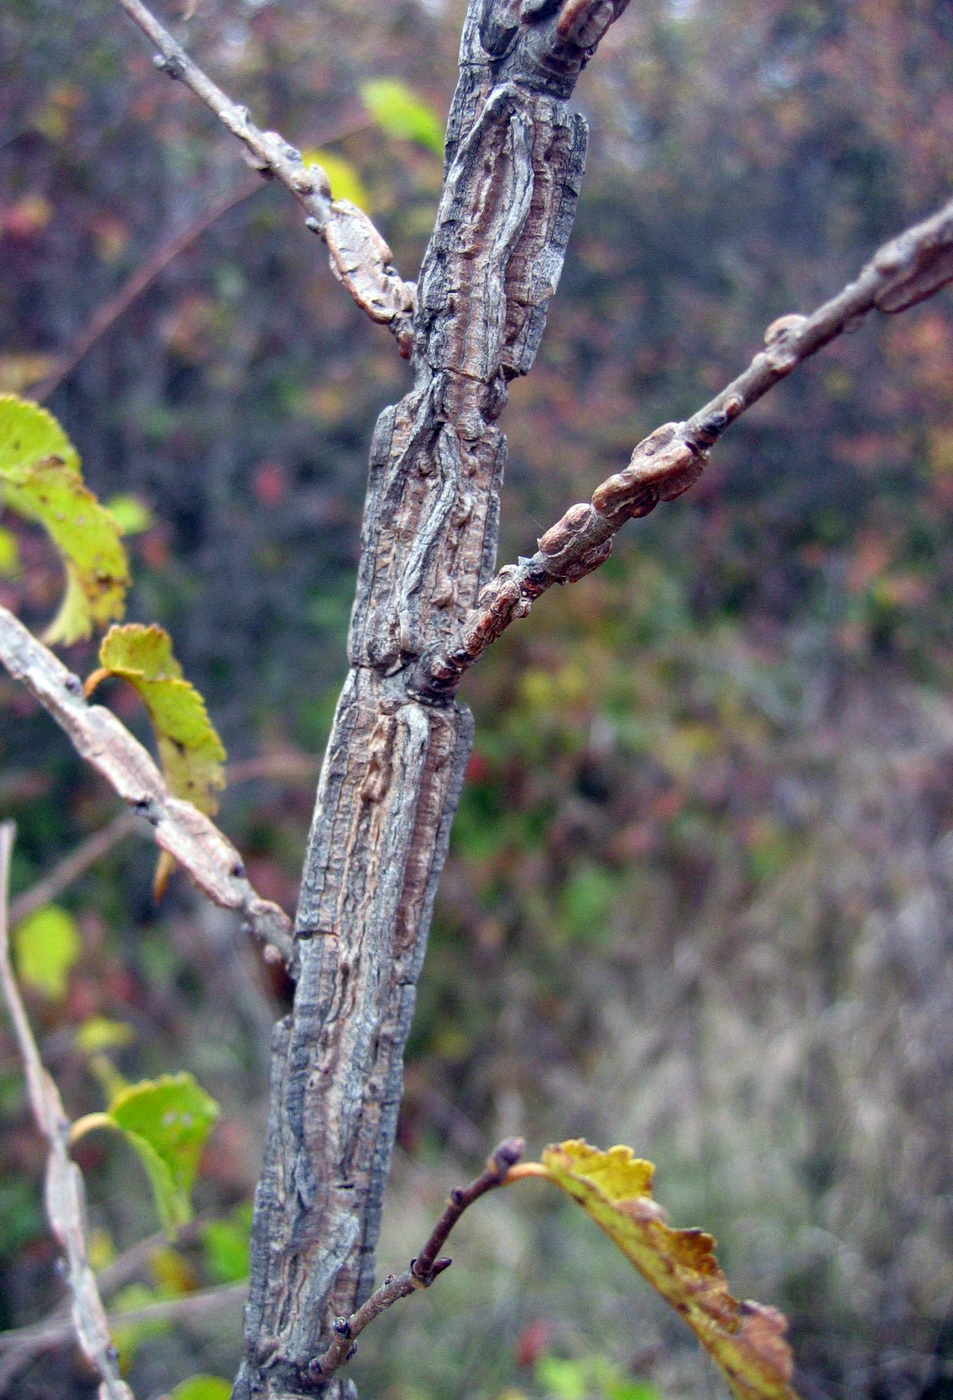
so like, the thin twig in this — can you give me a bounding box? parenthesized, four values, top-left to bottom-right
(224, 749, 320, 786)
(310, 1138, 525, 1384)
(6, 751, 320, 929)
(0, 1280, 245, 1389)
(0, 1215, 214, 1382)
(415, 191, 953, 697)
(31, 106, 373, 403)
(0, 822, 135, 1400)
(9, 809, 140, 928)
(113, 0, 416, 348)
(0, 606, 294, 965)
(32, 179, 261, 402)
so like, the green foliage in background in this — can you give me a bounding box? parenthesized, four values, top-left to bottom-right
(13, 903, 80, 999)
(359, 78, 444, 155)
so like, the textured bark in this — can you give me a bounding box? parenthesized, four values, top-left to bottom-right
(236, 3, 628, 1396)
(414, 190, 953, 695)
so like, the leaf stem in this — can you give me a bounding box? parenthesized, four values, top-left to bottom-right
(68, 1111, 121, 1146)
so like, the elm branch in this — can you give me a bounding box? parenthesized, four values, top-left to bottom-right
(113, 0, 415, 348)
(0, 606, 294, 965)
(0, 822, 135, 1400)
(417, 191, 953, 696)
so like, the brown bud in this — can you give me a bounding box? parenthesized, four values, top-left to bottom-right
(764, 313, 806, 345)
(591, 472, 629, 514)
(538, 502, 592, 555)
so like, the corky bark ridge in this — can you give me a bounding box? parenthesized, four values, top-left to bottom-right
(236, 4, 629, 1397)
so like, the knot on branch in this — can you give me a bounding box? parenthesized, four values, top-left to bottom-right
(873, 211, 953, 313)
(153, 50, 185, 79)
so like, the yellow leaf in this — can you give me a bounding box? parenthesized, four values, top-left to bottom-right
(75, 1016, 136, 1054)
(0, 395, 129, 643)
(105, 493, 154, 536)
(299, 149, 369, 210)
(0, 354, 56, 395)
(538, 1141, 799, 1400)
(88, 623, 226, 817)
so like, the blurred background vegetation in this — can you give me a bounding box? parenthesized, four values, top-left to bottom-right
(2, 0, 953, 1397)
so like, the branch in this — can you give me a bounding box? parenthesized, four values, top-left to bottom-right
(415, 190, 953, 696)
(0, 1281, 245, 1389)
(30, 105, 374, 402)
(0, 822, 135, 1400)
(9, 809, 139, 928)
(113, 0, 416, 350)
(309, 1138, 525, 1385)
(0, 606, 294, 965)
(8, 751, 319, 930)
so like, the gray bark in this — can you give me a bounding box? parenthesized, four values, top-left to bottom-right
(235, 4, 628, 1395)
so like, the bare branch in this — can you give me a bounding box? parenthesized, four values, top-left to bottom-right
(113, 0, 416, 349)
(30, 105, 374, 402)
(415, 191, 953, 697)
(0, 822, 135, 1400)
(224, 749, 320, 787)
(7, 751, 319, 932)
(0, 606, 294, 965)
(9, 810, 139, 928)
(310, 1138, 525, 1385)
(0, 1280, 245, 1389)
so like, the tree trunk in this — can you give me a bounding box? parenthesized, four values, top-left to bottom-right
(236, 4, 627, 1395)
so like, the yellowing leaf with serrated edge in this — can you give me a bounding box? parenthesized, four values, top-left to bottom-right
(0, 395, 129, 643)
(539, 1142, 799, 1400)
(87, 624, 226, 817)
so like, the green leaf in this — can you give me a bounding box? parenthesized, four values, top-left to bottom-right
(106, 1073, 220, 1237)
(359, 78, 444, 155)
(300, 149, 369, 210)
(0, 395, 129, 643)
(0, 393, 78, 476)
(537, 1141, 799, 1400)
(535, 1355, 659, 1400)
(606, 1383, 661, 1400)
(169, 1379, 232, 1400)
(105, 493, 154, 536)
(0, 525, 20, 577)
(75, 1015, 135, 1053)
(536, 1357, 589, 1400)
(13, 904, 80, 999)
(89, 624, 226, 816)
(200, 1202, 252, 1283)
